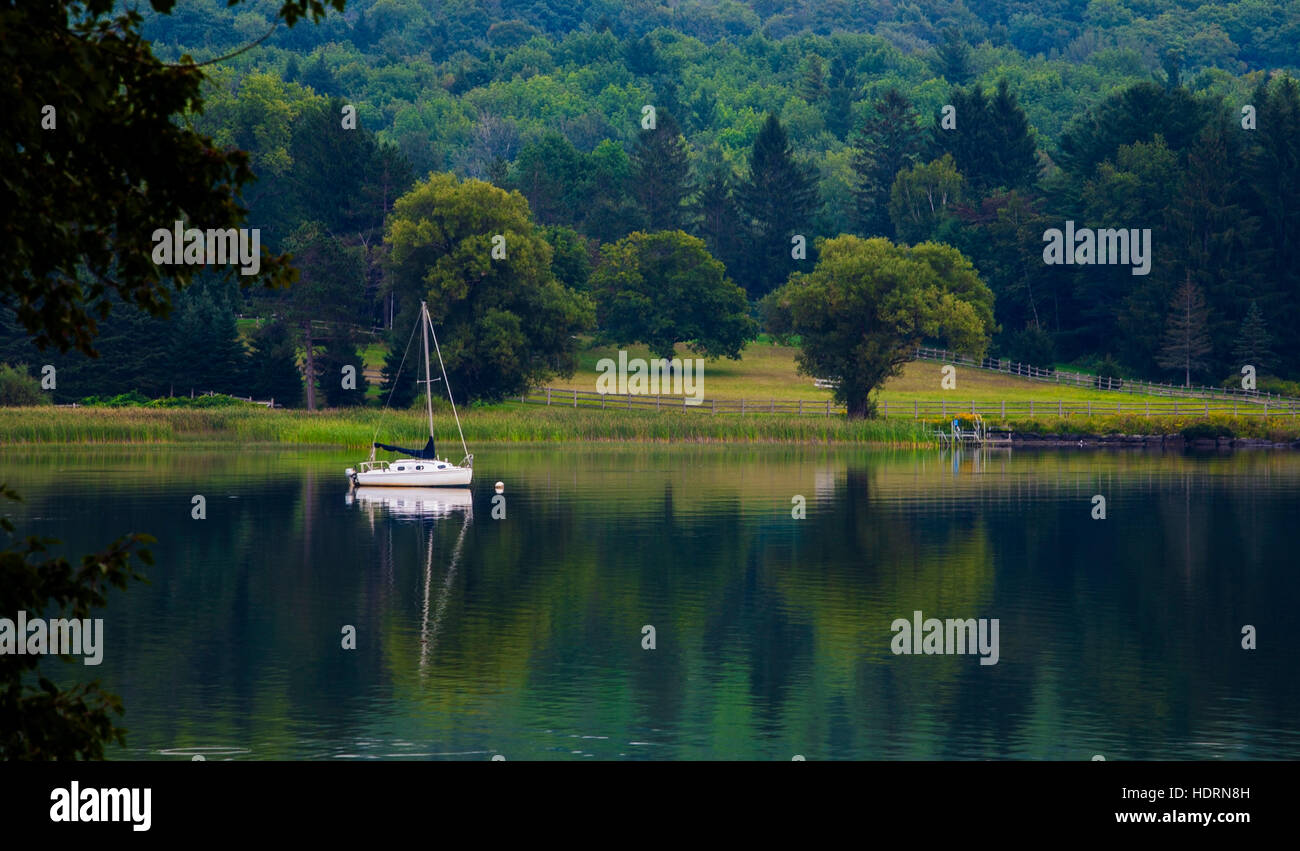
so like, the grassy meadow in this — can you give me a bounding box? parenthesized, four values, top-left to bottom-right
(4, 340, 1298, 448)
(546, 339, 1242, 405)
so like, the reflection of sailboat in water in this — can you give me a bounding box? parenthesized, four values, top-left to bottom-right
(347, 483, 472, 671)
(347, 487, 473, 519)
(419, 509, 472, 671)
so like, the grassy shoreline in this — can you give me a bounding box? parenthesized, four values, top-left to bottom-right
(2, 403, 1299, 448)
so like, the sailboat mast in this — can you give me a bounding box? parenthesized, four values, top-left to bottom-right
(420, 301, 435, 440)
(427, 308, 469, 460)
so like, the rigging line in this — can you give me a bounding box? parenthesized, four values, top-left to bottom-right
(371, 311, 421, 448)
(426, 308, 469, 459)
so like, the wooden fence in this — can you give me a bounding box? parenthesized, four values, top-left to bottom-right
(521, 387, 1300, 419)
(911, 345, 1296, 403)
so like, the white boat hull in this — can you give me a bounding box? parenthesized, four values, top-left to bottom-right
(350, 461, 472, 487)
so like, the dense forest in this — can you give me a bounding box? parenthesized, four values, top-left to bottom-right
(5, 0, 1300, 404)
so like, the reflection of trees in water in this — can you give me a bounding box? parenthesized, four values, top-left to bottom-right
(16, 448, 1298, 757)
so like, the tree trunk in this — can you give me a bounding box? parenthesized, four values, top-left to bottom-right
(303, 321, 317, 412)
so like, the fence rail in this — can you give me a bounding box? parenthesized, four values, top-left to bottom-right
(521, 387, 1300, 419)
(911, 346, 1297, 403)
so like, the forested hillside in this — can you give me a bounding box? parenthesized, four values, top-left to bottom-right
(6, 0, 1299, 405)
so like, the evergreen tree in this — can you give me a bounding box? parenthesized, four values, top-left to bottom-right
(168, 286, 246, 397)
(280, 222, 368, 410)
(1156, 273, 1213, 387)
(826, 55, 860, 141)
(1167, 123, 1261, 367)
(693, 164, 747, 283)
(298, 53, 337, 96)
(987, 80, 1039, 191)
(631, 110, 692, 231)
(244, 320, 303, 408)
(318, 336, 369, 407)
(850, 88, 924, 237)
(378, 326, 419, 410)
(734, 113, 820, 298)
(1232, 300, 1275, 375)
(798, 55, 827, 105)
(509, 132, 583, 226)
(932, 81, 1038, 197)
(1244, 75, 1300, 377)
(933, 28, 974, 86)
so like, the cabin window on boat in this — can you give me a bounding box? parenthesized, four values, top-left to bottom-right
(397, 466, 405, 471)
(416, 465, 424, 470)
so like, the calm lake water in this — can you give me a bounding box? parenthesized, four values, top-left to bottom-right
(2, 445, 1297, 760)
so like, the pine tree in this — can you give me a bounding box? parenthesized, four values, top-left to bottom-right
(826, 55, 860, 141)
(1156, 273, 1213, 387)
(987, 79, 1039, 191)
(378, 327, 419, 410)
(319, 336, 369, 407)
(933, 28, 973, 86)
(798, 55, 827, 105)
(1232, 300, 1275, 375)
(631, 110, 692, 231)
(734, 113, 819, 298)
(850, 88, 924, 237)
(1244, 75, 1300, 377)
(244, 320, 303, 408)
(693, 164, 746, 283)
(1167, 123, 1261, 362)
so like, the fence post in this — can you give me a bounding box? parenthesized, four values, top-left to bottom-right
(627, 393, 632, 410)
(712, 398, 716, 416)
(942, 400, 946, 419)
(1001, 399, 1005, 419)
(799, 399, 803, 415)
(1205, 401, 1209, 417)
(971, 400, 975, 415)
(826, 399, 830, 418)
(914, 400, 918, 419)
(771, 399, 774, 413)
(1030, 400, 1034, 417)
(1060, 400, 1064, 417)
(1146, 400, 1149, 417)
(742, 398, 746, 414)
(574, 388, 578, 407)
(882, 399, 887, 418)
(1264, 400, 1268, 417)
(546, 387, 551, 406)
(657, 394, 661, 411)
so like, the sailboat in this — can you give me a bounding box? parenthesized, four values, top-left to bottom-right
(346, 301, 473, 487)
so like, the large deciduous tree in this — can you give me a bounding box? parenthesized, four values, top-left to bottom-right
(386, 173, 594, 401)
(591, 230, 756, 362)
(888, 154, 965, 244)
(763, 236, 994, 418)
